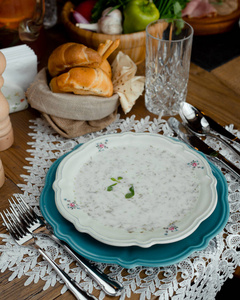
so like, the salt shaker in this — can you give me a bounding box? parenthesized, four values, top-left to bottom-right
(0, 51, 14, 151)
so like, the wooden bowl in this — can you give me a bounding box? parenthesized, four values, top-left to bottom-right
(61, 1, 146, 64)
(183, 0, 240, 35)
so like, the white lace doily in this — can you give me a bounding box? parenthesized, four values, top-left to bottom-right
(0, 114, 240, 300)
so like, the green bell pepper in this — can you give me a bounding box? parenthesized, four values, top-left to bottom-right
(123, 0, 160, 34)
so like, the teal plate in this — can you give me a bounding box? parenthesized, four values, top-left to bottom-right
(40, 143, 229, 268)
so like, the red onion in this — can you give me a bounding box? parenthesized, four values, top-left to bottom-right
(72, 10, 89, 24)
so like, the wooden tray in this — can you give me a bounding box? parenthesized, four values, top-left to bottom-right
(183, 1, 240, 35)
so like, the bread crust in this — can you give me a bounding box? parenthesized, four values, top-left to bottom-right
(48, 43, 102, 77)
(99, 59, 112, 78)
(97, 39, 120, 61)
(49, 67, 113, 97)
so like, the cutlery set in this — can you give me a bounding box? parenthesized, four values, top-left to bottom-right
(168, 103, 240, 179)
(0, 102, 238, 300)
(179, 103, 240, 157)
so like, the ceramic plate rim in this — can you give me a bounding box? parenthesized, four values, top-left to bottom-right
(53, 133, 218, 247)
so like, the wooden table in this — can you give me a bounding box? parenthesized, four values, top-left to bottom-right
(0, 22, 240, 299)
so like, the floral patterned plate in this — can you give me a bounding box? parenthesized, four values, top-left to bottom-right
(53, 133, 217, 247)
(40, 142, 229, 268)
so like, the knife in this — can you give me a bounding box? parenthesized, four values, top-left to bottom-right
(200, 110, 240, 145)
(167, 117, 240, 179)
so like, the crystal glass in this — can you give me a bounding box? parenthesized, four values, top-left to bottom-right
(145, 19, 193, 116)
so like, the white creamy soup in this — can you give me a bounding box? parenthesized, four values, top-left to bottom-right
(73, 144, 200, 233)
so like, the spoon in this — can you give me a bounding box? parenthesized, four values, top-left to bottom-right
(179, 102, 240, 157)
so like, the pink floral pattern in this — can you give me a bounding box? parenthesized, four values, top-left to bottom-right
(64, 198, 80, 210)
(188, 160, 204, 169)
(164, 222, 178, 235)
(96, 140, 108, 152)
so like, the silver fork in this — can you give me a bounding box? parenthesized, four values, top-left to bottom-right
(8, 194, 123, 296)
(0, 208, 97, 300)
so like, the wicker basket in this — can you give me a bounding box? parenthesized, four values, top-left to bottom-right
(61, 1, 146, 64)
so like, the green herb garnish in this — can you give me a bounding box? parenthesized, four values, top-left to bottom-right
(107, 183, 117, 191)
(107, 178, 135, 199)
(107, 177, 123, 191)
(125, 185, 135, 199)
(111, 177, 123, 183)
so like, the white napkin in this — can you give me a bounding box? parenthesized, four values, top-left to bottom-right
(0, 45, 37, 113)
(112, 51, 145, 114)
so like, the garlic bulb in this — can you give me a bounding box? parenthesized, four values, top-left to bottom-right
(98, 7, 123, 34)
(76, 7, 123, 35)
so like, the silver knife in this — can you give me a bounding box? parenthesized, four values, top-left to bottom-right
(167, 117, 240, 179)
(201, 111, 240, 145)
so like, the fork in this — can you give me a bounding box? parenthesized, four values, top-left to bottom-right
(8, 194, 123, 296)
(0, 208, 97, 300)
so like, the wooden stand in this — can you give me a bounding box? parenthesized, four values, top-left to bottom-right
(0, 51, 14, 151)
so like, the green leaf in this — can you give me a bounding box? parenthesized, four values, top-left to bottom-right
(154, 0, 189, 19)
(173, 2, 182, 15)
(125, 185, 135, 199)
(111, 176, 123, 183)
(107, 183, 117, 191)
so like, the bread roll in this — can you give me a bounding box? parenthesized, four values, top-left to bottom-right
(49, 67, 113, 97)
(48, 43, 102, 77)
(97, 39, 120, 61)
(100, 59, 112, 78)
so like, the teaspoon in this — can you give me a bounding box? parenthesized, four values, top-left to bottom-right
(179, 102, 240, 157)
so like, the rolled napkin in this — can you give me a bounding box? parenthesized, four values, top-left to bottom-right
(0, 45, 37, 113)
